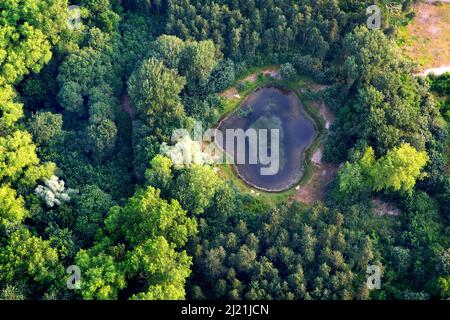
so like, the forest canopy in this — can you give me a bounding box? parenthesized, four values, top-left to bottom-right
(0, 0, 448, 301)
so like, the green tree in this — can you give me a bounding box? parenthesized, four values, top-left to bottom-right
(0, 185, 27, 232)
(150, 35, 186, 70)
(145, 155, 173, 193)
(128, 57, 187, 137)
(172, 165, 222, 215)
(280, 63, 297, 81)
(85, 118, 118, 163)
(75, 250, 126, 300)
(0, 130, 55, 187)
(0, 228, 64, 294)
(0, 85, 23, 130)
(105, 187, 197, 247)
(370, 144, 429, 192)
(28, 112, 63, 145)
(74, 185, 115, 245)
(0, 0, 68, 85)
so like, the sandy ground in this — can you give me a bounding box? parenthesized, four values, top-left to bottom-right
(244, 67, 281, 82)
(415, 66, 450, 77)
(294, 160, 338, 204)
(293, 99, 338, 204)
(219, 87, 239, 99)
(311, 100, 334, 129)
(403, 2, 450, 70)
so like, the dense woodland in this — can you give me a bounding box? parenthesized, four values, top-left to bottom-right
(0, 0, 449, 300)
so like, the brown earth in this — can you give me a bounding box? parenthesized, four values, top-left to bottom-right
(294, 148, 338, 205)
(402, 2, 450, 70)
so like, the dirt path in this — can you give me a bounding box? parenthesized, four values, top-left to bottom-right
(294, 146, 338, 204)
(121, 93, 137, 119)
(121, 92, 139, 179)
(415, 66, 450, 77)
(293, 98, 338, 204)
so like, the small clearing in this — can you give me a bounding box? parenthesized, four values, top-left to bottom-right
(294, 157, 338, 204)
(401, 2, 450, 70)
(220, 87, 239, 99)
(311, 100, 334, 130)
(244, 67, 281, 82)
(372, 198, 401, 217)
(121, 92, 139, 179)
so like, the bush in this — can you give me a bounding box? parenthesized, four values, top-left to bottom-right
(280, 63, 297, 81)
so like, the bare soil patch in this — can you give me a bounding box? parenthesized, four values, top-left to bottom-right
(311, 100, 334, 130)
(244, 67, 281, 82)
(402, 3, 450, 69)
(294, 160, 338, 205)
(219, 87, 239, 99)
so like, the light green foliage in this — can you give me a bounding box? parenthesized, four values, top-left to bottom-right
(0, 228, 64, 289)
(0, 185, 27, 230)
(0, 0, 68, 85)
(0, 85, 23, 130)
(105, 187, 197, 247)
(78, 186, 198, 300)
(125, 236, 192, 300)
(338, 144, 429, 195)
(0, 285, 26, 300)
(35, 175, 78, 208)
(0, 130, 55, 186)
(172, 164, 222, 215)
(370, 144, 429, 192)
(280, 63, 297, 81)
(150, 35, 219, 94)
(75, 250, 126, 300)
(145, 155, 173, 192)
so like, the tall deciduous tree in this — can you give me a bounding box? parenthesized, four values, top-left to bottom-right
(128, 57, 187, 137)
(0, 0, 68, 85)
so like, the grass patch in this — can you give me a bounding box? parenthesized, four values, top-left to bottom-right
(398, 3, 450, 69)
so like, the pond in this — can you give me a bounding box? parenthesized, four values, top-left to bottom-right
(216, 86, 317, 191)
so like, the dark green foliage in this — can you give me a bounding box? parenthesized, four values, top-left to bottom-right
(1, 0, 447, 301)
(189, 202, 374, 300)
(279, 63, 297, 81)
(429, 72, 450, 96)
(28, 112, 63, 145)
(208, 59, 236, 93)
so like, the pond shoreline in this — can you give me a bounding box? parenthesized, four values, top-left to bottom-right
(215, 84, 322, 193)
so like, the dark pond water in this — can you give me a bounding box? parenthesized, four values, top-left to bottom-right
(217, 86, 317, 191)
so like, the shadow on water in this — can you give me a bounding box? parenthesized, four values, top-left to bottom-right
(217, 86, 317, 191)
